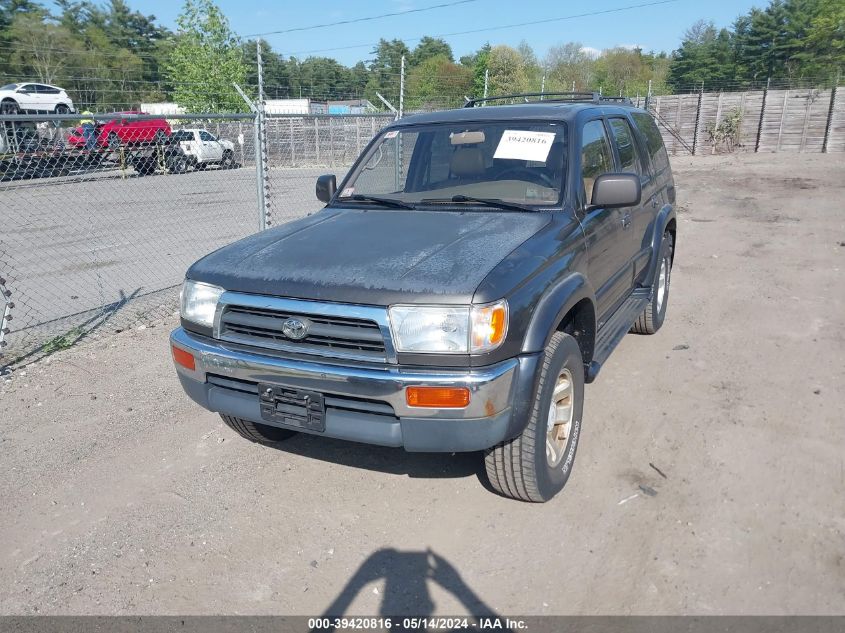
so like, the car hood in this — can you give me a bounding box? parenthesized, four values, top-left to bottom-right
(187, 207, 551, 305)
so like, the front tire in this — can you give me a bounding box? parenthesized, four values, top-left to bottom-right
(485, 332, 584, 502)
(631, 231, 674, 335)
(220, 414, 297, 444)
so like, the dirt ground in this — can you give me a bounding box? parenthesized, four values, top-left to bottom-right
(1, 153, 843, 616)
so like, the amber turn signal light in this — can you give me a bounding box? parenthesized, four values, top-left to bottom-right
(171, 345, 195, 371)
(406, 386, 471, 408)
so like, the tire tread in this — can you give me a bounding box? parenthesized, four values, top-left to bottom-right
(485, 331, 569, 503)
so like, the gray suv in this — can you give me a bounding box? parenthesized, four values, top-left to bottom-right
(171, 92, 676, 502)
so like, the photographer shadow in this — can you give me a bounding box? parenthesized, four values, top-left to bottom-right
(319, 547, 510, 630)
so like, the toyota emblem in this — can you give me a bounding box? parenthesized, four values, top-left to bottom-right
(282, 317, 310, 340)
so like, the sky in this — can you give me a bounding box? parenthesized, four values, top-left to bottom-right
(119, 0, 764, 65)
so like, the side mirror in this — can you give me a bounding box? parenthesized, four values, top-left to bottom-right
(316, 174, 337, 203)
(589, 173, 642, 209)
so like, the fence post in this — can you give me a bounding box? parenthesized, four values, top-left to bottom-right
(692, 88, 704, 155)
(399, 55, 405, 119)
(823, 84, 838, 153)
(776, 90, 789, 151)
(712, 91, 723, 154)
(314, 118, 320, 164)
(755, 77, 770, 153)
(356, 117, 361, 155)
(255, 39, 270, 230)
(289, 117, 295, 166)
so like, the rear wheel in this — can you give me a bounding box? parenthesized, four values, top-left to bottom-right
(220, 414, 297, 444)
(55, 104, 70, 115)
(221, 149, 235, 168)
(0, 99, 19, 115)
(631, 231, 673, 335)
(167, 153, 188, 174)
(485, 331, 584, 502)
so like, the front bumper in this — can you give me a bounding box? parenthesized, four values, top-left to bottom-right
(171, 327, 539, 452)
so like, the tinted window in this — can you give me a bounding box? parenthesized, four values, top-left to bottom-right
(172, 131, 194, 141)
(36, 85, 60, 94)
(581, 120, 614, 203)
(19, 84, 36, 92)
(609, 118, 644, 176)
(631, 112, 670, 175)
(1, 84, 18, 90)
(199, 130, 216, 141)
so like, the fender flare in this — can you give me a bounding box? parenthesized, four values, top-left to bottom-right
(521, 272, 596, 358)
(642, 204, 676, 286)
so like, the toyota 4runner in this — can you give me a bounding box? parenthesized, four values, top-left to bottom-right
(170, 92, 677, 502)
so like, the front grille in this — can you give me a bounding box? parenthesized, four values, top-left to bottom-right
(218, 304, 387, 362)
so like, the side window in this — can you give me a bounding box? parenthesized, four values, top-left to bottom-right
(631, 112, 670, 175)
(19, 84, 35, 93)
(609, 118, 644, 176)
(581, 120, 614, 204)
(199, 130, 215, 142)
(36, 85, 59, 94)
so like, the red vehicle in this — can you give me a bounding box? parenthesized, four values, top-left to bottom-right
(67, 111, 171, 149)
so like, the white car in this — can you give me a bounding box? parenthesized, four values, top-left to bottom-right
(0, 83, 74, 115)
(171, 129, 236, 168)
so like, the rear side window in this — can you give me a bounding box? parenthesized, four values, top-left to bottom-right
(36, 85, 60, 94)
(581, 120, 614, 203)
(608, 118, 644, 176)
(199, 131, 216, 141)
(631, 112, 670, 175)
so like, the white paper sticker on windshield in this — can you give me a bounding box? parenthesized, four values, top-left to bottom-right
(494, 130, 556, 162)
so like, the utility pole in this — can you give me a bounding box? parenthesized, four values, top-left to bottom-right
(645, 79, 652, 111)
(540, 74, 545, 99)
(571, 80, 575, 92)
(399, 55, 405, 119)
(483, 68, 489, 101)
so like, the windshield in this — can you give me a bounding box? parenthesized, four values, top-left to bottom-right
(1, 83, 18, 90)
(338, 121, 567, 208)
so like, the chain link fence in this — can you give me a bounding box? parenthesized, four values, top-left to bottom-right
(0, 112, 260, 364)
(263, 114, 395, 226)
(0, 111, 396, 366)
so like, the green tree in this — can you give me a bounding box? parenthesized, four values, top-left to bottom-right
(486, 44, 529, 95)
(365, 38, 409, 107)
(410, 36, 453, 65)
(406, 54, 472, 110)
(544, 42, 594, 91)
(165, 0, 246, 112)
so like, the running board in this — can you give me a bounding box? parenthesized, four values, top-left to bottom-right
(585, 290, 651, 383)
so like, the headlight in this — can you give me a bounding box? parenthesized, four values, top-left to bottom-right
(180, 279, 224, 328)
(388, 300, 508, 354)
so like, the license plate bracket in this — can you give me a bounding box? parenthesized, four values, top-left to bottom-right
(258, 383, 325, 432)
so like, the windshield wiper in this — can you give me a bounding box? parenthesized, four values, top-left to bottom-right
(448, 195, 534, 213)
(342, 194, 415, 210)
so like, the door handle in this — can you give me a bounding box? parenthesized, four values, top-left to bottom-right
(651, 196, 658, 209)
(621, 212, 632, 229)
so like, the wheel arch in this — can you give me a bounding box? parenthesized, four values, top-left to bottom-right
(521, 272, 597, 367)
(643, 204, 677, 286)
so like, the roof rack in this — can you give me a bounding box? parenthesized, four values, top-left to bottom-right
(463, 92, 634, 108)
